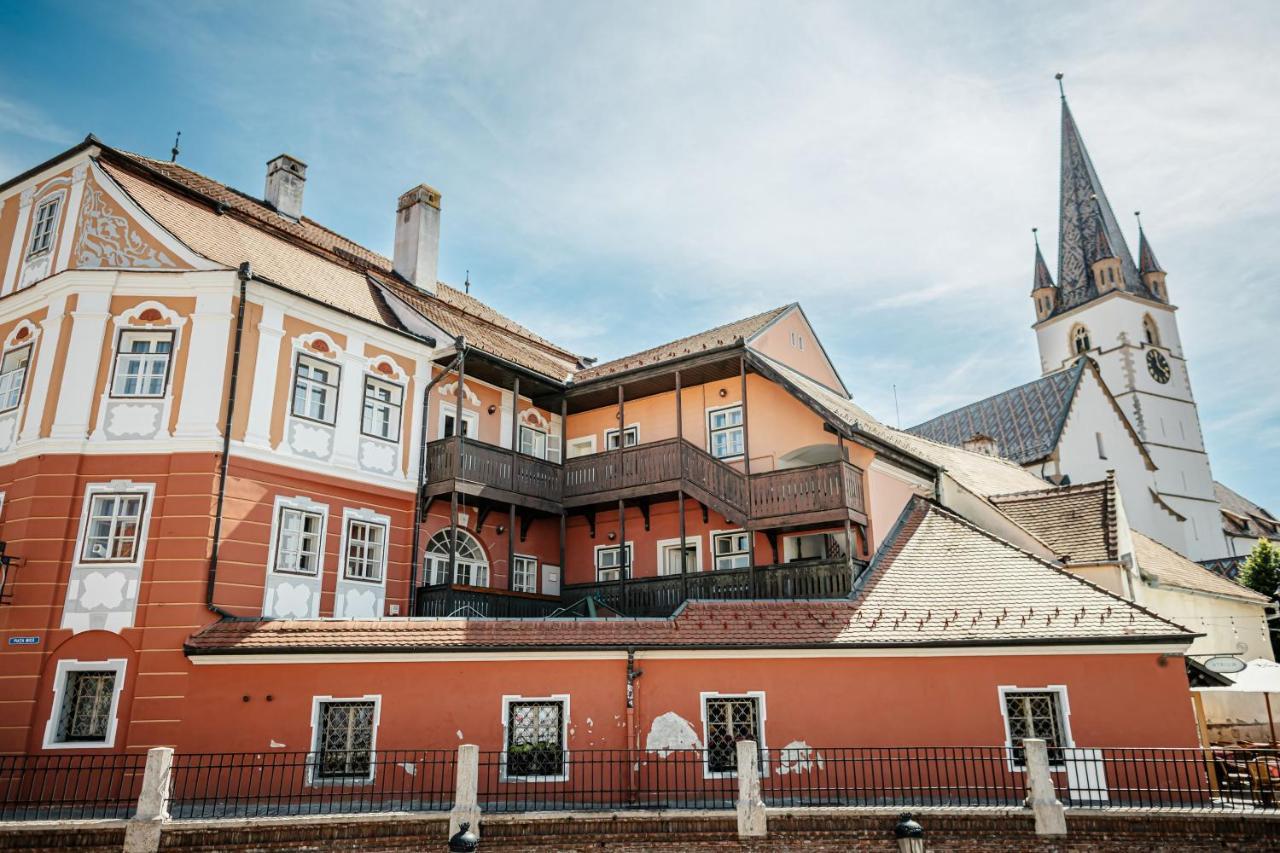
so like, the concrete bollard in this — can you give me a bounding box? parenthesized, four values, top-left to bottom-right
(1022, 739, 1067, 836)
(123, 747, 173, 853)
(735, 740, 767, 838)
(449, 744, 482, 840)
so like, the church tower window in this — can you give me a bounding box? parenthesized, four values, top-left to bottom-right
(1071, 325, 1091, 355)
(1142, 315, 1160, 347)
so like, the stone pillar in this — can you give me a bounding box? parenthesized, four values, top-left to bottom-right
(735, 739, 767, 838)
(48, 289, 111, 440)
(243, 302, 284, 449)
(17, 293, 66, 445)
(1023, 738, 1067, 836)
(173, 284, 234, 439)
(332, 334, 366, 468)
(123, 746, 173, 853)
(450, 743, 481, 839)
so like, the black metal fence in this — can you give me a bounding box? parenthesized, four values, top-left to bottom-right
(0, 752, 147, 820)
(168, 749, 457, 819)
(2, 746, 1277, 822)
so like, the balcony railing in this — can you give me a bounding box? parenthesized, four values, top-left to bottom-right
(560, 558, 863, 617)
(414, 584, 566, 618)
(426, 436, 863, 523)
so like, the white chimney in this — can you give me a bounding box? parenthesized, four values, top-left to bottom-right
(394, 184, 441, 294)
(264, 154, 307, 220)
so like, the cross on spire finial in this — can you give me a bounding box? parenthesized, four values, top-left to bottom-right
(1134, 210, 1143, 232)
(1055, 72, 1065, 100)
(170, 130, 181, 163)
(1032, 226, 1040, 248)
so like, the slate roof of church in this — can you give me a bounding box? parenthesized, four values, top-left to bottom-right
(1214, 481, 1279, 541)
(905, 360, 1087, 465)
(186, 498, 1191, 655)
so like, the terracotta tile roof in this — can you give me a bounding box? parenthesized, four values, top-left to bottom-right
(99, 151, 582, 380)
(574, 305, 790, 381)
(906, 361, 1086, 464)
(186, 498, 1190, 656)
(1214, 481, 1279, 541)
(989, 478, 1118, 564)
(1131, 530, 1270, 604)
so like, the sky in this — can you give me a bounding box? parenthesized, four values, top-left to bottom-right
(1, 0, 1277, 510)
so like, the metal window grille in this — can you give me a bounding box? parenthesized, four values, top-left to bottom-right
(276, 508, 323, 575)
(316, 701, 375, 780)
(1004, 691, 1066, 765)
(344, 520, 385, 582)
(292, 355, 339, 424)
(81, 493, 145, 562)
(112, 331, 173, 397)
(506, 701, 565, 779)
(57, 671, 116, 743)
(361, 376, 402, 441)
(705, 697, 760, 774)
(28, 198, 59, 255)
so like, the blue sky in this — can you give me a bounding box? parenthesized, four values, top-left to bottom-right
(1, 1, 1277, 511)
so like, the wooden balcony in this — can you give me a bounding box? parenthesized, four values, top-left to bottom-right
(414, 583, 566, 618)
(423, 435, 865, 528)
(560, 558, 864, 618)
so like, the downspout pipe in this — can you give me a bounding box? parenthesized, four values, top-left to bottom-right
(205, 262, 252, 617)
(408, 341, 465, 611)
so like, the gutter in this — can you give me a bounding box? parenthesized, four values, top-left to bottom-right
(1142, 574, 1272, 607)
(204, 262, 252, 617)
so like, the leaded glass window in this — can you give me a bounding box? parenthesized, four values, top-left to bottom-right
(316, 700, 376, 780)
(705, 696, 762, 775)
(505, 700, 565, 779)
(56, 671, 116, 743)
(1004, 690, 1067, 766)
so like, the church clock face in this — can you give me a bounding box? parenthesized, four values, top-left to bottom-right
(1146, 349, 1171, 384)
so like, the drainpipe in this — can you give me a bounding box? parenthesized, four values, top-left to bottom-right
(204, 262, 251, 617)
(408, 343, 465, 613)
(626, 648, 643, 800)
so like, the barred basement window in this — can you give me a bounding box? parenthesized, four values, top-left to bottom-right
(56, 671, 116, 743)
(1003, 690, 1068, 767)
(505, 699, 566, 779)
(704, 695, 762, 775)
(316, 700, 376, 780)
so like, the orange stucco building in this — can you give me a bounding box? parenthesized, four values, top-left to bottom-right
(0, 139, 1202, 783)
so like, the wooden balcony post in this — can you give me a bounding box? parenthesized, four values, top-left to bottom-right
(616, 385, 628, 609)
(676, 370, 688, 601)
(559, 397, 568, 585)
(447, 347, 466, 613)
(508, 504, 517, 591)
(740, 356, 757, 595)
(510, 375, 520, 489)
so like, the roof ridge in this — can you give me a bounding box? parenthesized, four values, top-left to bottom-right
(908, 360, 1083, 433)
(990, 478, 1110, 503)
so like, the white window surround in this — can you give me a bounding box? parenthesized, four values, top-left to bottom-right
(656, 535, 703, 575)
(604, 424, 640, 450)
(0, 342, 32, 414)
(996, 684, 1074, 772)
(42, 658, 128, 750)
(566, 436, 597, 458)
(593, 542, 634, 581)
(339, 507, 390, 585)
(706, 404, 744, 461)
(512, 554, 538, 594)
(710, 529, 751, 571)
(110, 329, 176, 399)
(266, 495, 330, 578)
(27, 192, 65, 258)
(699, 690, 767, 779)
(73, 481, 156, 570)
(500, 693, 570, 783)
(360, 374, 405, 443)
(307, 694, 381, 785)
(438, 408, 479, 440)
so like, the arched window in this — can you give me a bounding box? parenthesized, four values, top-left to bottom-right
(1071, 324, 1092, 355)
(424, 529, 489, 587)
(1142, 315, 1160, 347)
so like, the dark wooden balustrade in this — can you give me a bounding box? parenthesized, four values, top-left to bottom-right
(414, 584, 565, 618)
(749, 461, 865, 523)
(561, 559, 863, 618)
(424, 436, 563, 504)
(562, 437, 682, 499)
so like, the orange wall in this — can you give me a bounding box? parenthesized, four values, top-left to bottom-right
(748, 309, 845, 393)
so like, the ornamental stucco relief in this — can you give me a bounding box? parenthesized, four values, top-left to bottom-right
(74, 181, 178, 269)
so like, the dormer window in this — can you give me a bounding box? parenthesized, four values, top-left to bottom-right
(27, 198, 60, 257)
(1071, 325, 1091, 355)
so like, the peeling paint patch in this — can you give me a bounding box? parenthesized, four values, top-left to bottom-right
(456, 730, 463, 740)
(269, 739, 286, 749)
(401, 762, 417, 775)
(644, 711, 703, 757)
(777, 740, 823, 775)
(586, 717, 594, 728)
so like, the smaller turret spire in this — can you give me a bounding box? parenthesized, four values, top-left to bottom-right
(1031, 228, 1054, 293)
(1134, 211, 1164, 273)
(1030, 227, 1057, 323)
(1090, 195, 1116, 260)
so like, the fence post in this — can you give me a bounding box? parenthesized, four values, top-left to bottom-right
(735, 740, 767, 838)
(123, 747, 173, 853)
(1023, 739, 1066, 836)
(450, 744, 481, 839)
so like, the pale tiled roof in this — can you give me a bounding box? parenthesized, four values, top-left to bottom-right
(990, 478, 1118, 564)
(1132, 530, 1270, 604)
(100, 151, 582, 380)
(575, 305, 790, 381)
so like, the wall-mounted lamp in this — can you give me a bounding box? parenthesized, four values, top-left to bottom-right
(608, 532, 617, 541)
(496, 525, 506, 535)
(718, 388, 728, 398)
(487, 404, 498, 415)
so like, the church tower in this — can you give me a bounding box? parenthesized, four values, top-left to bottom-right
(1030, 88, 1226, 560)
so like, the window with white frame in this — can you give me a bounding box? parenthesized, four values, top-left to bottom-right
(594, 542, 633, 581)
(566, 436, 596, 458)
(1001, 688, 1070, 767)
(344, 518, 387, 582)
(28, 197, 60, 256)
(111, 330, 174, 398)
(512, 555, 538, 594)
(604, 425, 639, 450)
(80, 492, 147, 562)
(292, 354, 340, 424)
(361, 376, 403, 442)
(441, 409, 477, 439)
(43, 659, 127, 749)
(703, 694, 764, 776)
(314, 699, 377, 781)
(712, 531, 750, 570)
(0, 345, 32, 413)
(424, 528, 489, 586)
(503, 697, 567, 780)
(520, 425, 548, 459)
(658, 538, 699, 576)
(707, 406, 743, 459)
(275, 506, 325, 575)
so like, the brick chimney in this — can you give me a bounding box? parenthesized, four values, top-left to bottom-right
(394, 184, 441, 294)
(264, 154, 307, 220)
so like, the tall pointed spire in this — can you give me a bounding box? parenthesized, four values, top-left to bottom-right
(1055, 91, 1142, 312)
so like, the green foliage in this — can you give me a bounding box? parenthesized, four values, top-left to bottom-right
(1239, 538, 1280, 599)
